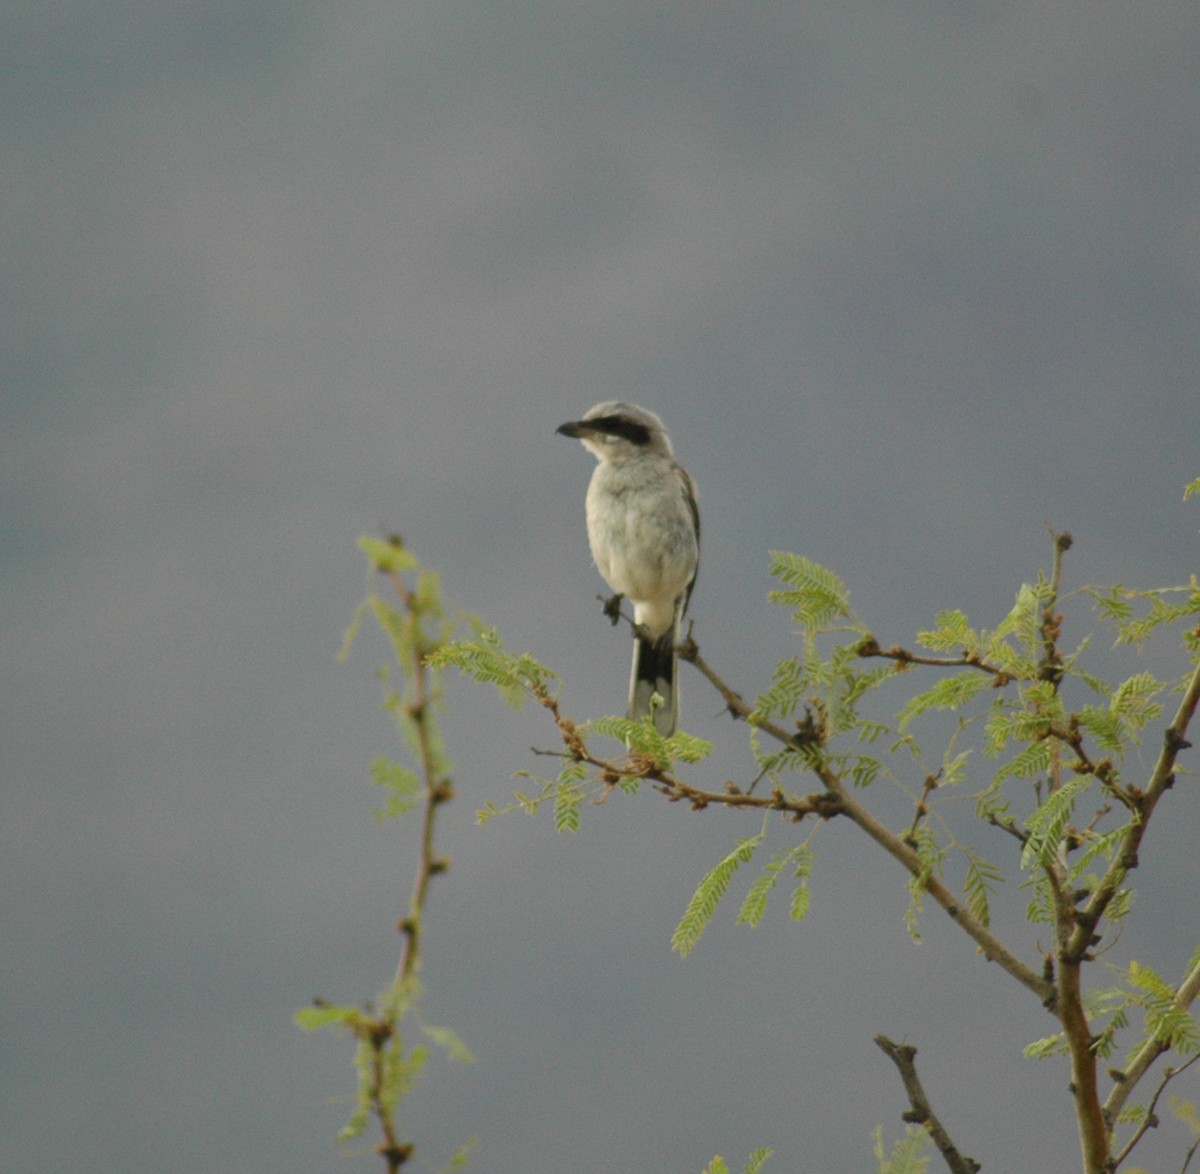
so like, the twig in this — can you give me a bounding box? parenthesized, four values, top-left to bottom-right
(535, 680, 838, 819)
(1105, 952, 1200, 1129)
(387, 566, 452, 989)
(1029, 531, 1115, 1174)
(904, 773, 939, 846)
(1038, 530, 1072, 686)
(1182, 1134, 1200, 1174)
(874, 1036, 981, 1174)
(855, 638, 1009, 682)
(1110, 1053, 1200, 1168)
(350, 557, 455, 1173)
(1073, 658, 1200, 964)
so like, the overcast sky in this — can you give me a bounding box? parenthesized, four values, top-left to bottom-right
(4, 4, 1199, 1172)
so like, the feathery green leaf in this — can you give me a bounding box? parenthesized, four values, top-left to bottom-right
(767, 553, 853, 629)
(1022, 775, 1091, 870)
(896, 671, 988, 731)
(737, 846, 814, 928)
(673, 835, 764, 957)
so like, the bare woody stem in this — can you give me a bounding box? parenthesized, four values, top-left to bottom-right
(1110, 1053, 1200, 1168)
(874, 1036, 981, 1174)
(388, 567, 452, 988)
(357, 563, 455, 1174)
(1033, 533, 1111, 1174)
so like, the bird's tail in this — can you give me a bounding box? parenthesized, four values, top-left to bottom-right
(628, 615, 680, 736)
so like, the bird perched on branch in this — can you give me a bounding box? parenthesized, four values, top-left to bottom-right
(557, 402, 700, 735)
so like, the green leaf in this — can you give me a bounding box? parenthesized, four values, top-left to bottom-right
(1091, 585, 1135, 627)
(1023, 872, 1055, 925)
(1128, 961, 1200, 1053)
(903, 826, 946, 942)
(1115, 1103, 1148, 1127)
(850, 755, 883, 788)
(338, 1036, 375, 1141)
(371, 756, 422, 819)
(1109, 671, 1165, 738)
(896, 671, 988, 731)
(767, 553, 853, 629)
(428, 629, 558, 707)
(993, 737, 1053, 786)
(295, 1003, 362, 1030)
(857, 720, 891, 746)
(439, 1139, 476, 1171)
(339, 598, 370, 662)
(1067, 826, 1128, 884)
(737, 846, 814, 928)
(989, 581, 1044, 653)
(1022, 776, 1091, 870)
(874, 1123, 932, 1173)
(738, 869, 775, 928)
(1023, 1033, 1068, 1059)
(1168, 1093, 1200, 1136)
(916, 609, 977, 654)
(553, 777, 582, 833)
(704, 1154, 773, 1174)
(422, 1022, 475, 1064)
(673, 835, 764, 957)
(790, 883, 811, 922)
(743, 1148, 774, 1174)
(1114, 590, 1200, 648)
(370, 593, 413, 660)
(1076, 705, 1124, 754)
(963, 852, 1004, 928)
(359, 534, 419, 574)
(751, 656, 806, 722)
(940, 748, 971, 787)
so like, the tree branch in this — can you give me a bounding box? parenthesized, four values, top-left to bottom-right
(855, 639, 1009, 681)
(1059, 949, 1108, 1173)
(874, 1036, 981, 1174)
(1110, 1053, 1200, 1168)
(1105, 952, 1200, 1129)
(1070, 658, 1200, 962)
(1038, 530, 1072, 686)
(678, 640, 1058, 1008)
(536, 681, 838, 820)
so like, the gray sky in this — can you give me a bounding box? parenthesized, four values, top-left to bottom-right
(4, 4, 1199, 1171)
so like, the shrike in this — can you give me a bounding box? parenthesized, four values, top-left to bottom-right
(557, 403, 700, 735)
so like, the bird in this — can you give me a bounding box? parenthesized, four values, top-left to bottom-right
(557, 402, 700, 736)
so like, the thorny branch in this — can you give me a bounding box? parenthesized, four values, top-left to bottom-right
(1110, 1053, 1200, 1169)
(564, 534, 1200, 1174)
(855, 637, 1012, 682)
(1030, 533, 1110, 1174)
(530, 678, 841, 821)
(386, 562, 454, 989)
(367, 550, 456, 1172)
(552, 611, 1055, 1002)
(1106, 953, 1200, 1131)
(674, 637, 1057, 1007)
(874, 1036, 981, 1174)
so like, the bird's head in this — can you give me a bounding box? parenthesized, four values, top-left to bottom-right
(556, 402, 673, 462)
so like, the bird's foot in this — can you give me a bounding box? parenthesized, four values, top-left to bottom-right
(601, 593, 624, 625)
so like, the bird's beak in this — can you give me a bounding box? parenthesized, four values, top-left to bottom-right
(556, 420, 590, 438)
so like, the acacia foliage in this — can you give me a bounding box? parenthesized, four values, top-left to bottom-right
(435, 520, 1200, 1174)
